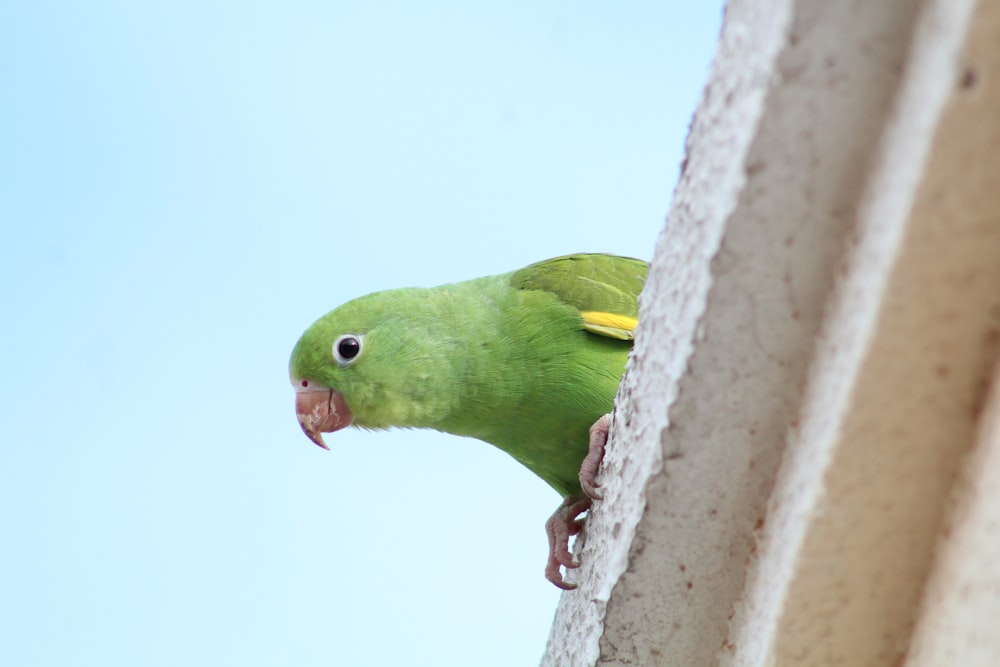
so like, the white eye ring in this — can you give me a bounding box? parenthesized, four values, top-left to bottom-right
(333, 334, 364, 367)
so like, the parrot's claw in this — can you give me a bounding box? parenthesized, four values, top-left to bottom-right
(544, 496, 592, 590)
(580, 414, 611, 500)
(544, 414, 612, 589)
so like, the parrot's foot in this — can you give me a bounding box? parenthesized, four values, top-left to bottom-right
(579, 413, 611, 500)
(544, 495, 592, 590)
(544, 414, 610, 589)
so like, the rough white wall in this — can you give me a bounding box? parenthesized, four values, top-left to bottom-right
(904, 361, 1000, 666)
(726, 0, 989, 662)
(542, 0, 796, 662)
(542, 0, 1000, 664)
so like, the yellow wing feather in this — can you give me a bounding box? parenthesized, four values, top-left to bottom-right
(580, 311, 638, 341)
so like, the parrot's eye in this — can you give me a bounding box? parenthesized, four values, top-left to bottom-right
(333, 334, 364, 367)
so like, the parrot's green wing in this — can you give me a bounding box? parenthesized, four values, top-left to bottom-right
(509, 253, 647, 340)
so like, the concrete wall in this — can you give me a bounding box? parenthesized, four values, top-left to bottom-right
(543, 0, 1000, 664)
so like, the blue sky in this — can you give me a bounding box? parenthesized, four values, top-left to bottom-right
(0, 2, 721, 665)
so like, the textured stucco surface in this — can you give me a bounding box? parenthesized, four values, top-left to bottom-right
(726, 0, 997, 662)
(906, 362, 1000, 666)
(542, 0, 1000, 664)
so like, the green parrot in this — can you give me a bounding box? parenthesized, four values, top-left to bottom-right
(289, 253, 647, 588)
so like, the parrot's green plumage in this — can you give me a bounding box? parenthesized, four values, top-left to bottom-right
(290, 253, 646, 497)
(290, 253, 647, 586)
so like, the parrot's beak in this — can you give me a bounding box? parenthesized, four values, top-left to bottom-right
(294, 381, 353, 449)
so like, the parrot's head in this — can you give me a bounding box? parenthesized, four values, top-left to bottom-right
(289, 288, 449, 449)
